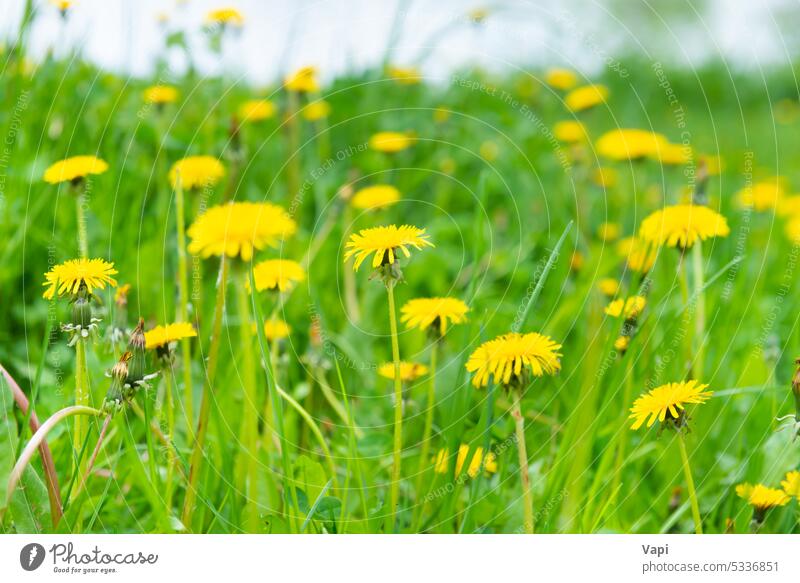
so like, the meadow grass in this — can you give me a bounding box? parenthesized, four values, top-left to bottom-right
(1, 30, 800, 534)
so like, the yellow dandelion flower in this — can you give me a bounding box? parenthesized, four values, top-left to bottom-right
(466, 332, 562, 388)
(699, 154, 722, 176)
(736, 180, 785, 211)
(480, 140, 500, 161)
(598, 278, 620, 297)
(252, 259, 305, 292)
(570, 251, 584, 272)
(544, 68, 577, 91)
(639, 204, 730, 249)
(597, 222, 620, 241)
(595, 129, 668, 161)
(238, 99, 276, 122)
(284, 66, 319, 93)
(51, 0, 71, 12)
(565, 84, 608, 112)
(42, 258, 117, 300)
(736, 483, 790, 511)
(188, 202, 297, 261)
(369, 131, 414, 153)
(617, 236, 657, 273)
(206, 7, 244, 26)
(302, 99, 331, 121)
(553, 120, 586, 143)
(400, 297, 469, 336)
(387, 65, 422, 85)
(43, 155, 108, 184)
(263, 318, 291, 341)
(351, 184, 401, 211)
(114, 283, 131, 305)
(592, 166, 618, 188)
(434, 444, 497, 477)
(629, 380, 712, 430)
(169, 156, 225, 190)
(785, 216, 800, 243)
(145, 322, 197, 350)
(781, 470, 800, 499)
(378, 361, 429, 382)
(614, 336, 630, 352)
(777, 195, 800, 216)
(143, 85, 179, 105)
(652, 141, 691, 165)
(344, 224, 433, 271)
(433, 107, 451, 123)
(605, 296, 646, 320)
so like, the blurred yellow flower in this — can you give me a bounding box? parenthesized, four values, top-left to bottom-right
(781, 470, 800, 499)
(617, 236, 657, 273)
(301, 99, 331, 121)
(351, 185, 400, 211)
(652, 142, 691, 165)
(188, 202, 296, 261)
(614, 336, 630, 352)
(378, 361, 429, 382)
(252, 259, 306, 292)
(629, 380, 712, 430)
(597, 222, 620, 241)
(263, 318, 291, 341)
(369, 131, 414, 153)
(145, 322, 197, 350)
(285, 66, 319, 92)
(736, 180, 785, 211)
(433, 107, 451, 123)
(479, 140, 499, 161)
(344, 225, 433, 271)
(169, 156, 225, 190)
(400, 297, 469, 335)
(592, 167, 618, 188)
(144, 85, 179, 105)
(43, 258, 117, 300)
(387, 65, 422, 85)
(466, 332, 562, 388)
(565, 84, 608, 112)
(777, 195, 800, 217)
(785, 216, 800, 243)
(434, 444, 497, 477)
(553, 120, 586, 143)
(596, 129, 668, 161)
(238, 99, 276, 122)
(605, 296, 646, 320)
(639, 204, 730, 249)
(598, 278, 620, 297)
(44, 155, 108, 184)
(206, 7, 244, 26)
(545, 68, 577, 91)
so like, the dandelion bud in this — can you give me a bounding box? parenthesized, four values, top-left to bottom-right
(126, 318, 147, 384)
(71, 283, 92, 329)
(102, 352, 131, 413)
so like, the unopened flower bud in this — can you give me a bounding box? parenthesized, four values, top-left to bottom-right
(71, 283, 92, 329)
(127, 318, 147, 384)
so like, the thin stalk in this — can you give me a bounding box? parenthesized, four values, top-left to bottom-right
(235, 271, 259, 530)
(512, 386, 534, 534)
(386, 283, 403, 533)
(174, 174, 194, 433)
(142, 385, 159, 488)
(73, 414, 112, 499)
(414, 339, 438, 515)
(182, 256, 228, 530)
(343, 205, 361, 323)
(75, 189, 88, 258)
(6, 405, 103, 509)
(163, 366, 176, 509)
(677, 253, 693, 378)
(286, 90, 301, 210)
(73, 338, 89, 474)
(677, 431, 703, 534)
(691, 242, 705, 378)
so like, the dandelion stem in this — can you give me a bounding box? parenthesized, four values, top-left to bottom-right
(691, 242, 705, 378)
(678, 253, 693, 378)
(512, 386, 534, 534)
(73, 414, 112, 500)
(164, 365, 176, 509)
(75, 188, 88, 259)
(174, 174, 194, 434)
(414, 338, 438, 524)
(182, 256, 228, 531)
(677, 431, 703, 534)
(235, 270, 260, 530)
(73, 338, 90, 475)
(286, 90, 301, 212)
(386, 282, 403, 532)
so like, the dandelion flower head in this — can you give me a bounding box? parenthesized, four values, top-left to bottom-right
(44, 156, 108, 184)
(629, 380, 712, 430)
(43, 258, 117, 300)
(344, 224, 433, 271)
(466, 332, 562, 388)
(400, 297, 469, 335)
